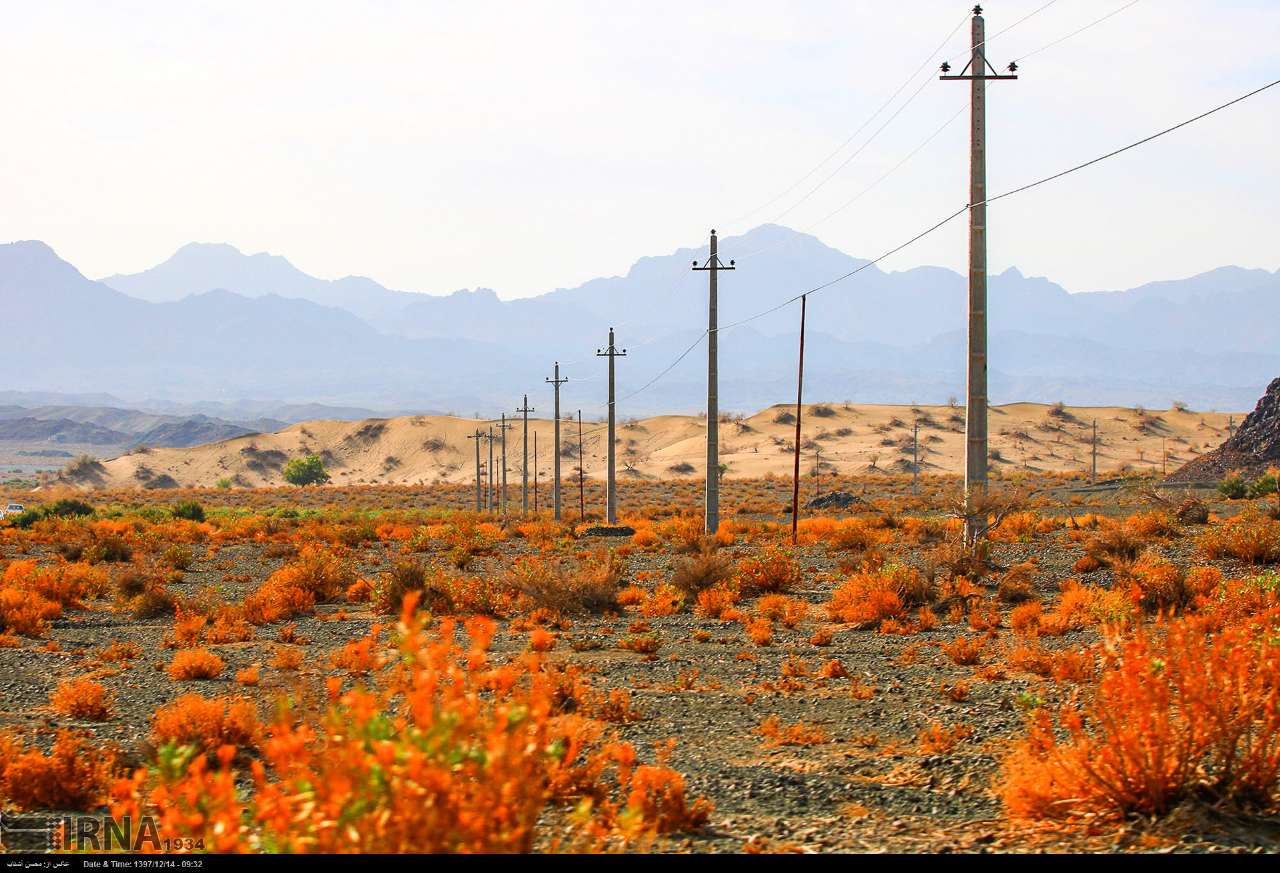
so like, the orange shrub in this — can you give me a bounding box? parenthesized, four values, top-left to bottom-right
(1000, 611, 1280, 819)
(917, 722, 973, 754)
(942, 636, 984, 665)
(50, 678, 113, 721)
(1197, 512, 1280, 564)
(756, 715, 832, 746)
(166, 648, 225, 680)
(151, 693, 259, 753)
(744, 617, 773, 646)
(640, 583, 685, 617)
(114, 600, 711, 851)
(0, 730, 115, 811)
(826, 563, 927, 628)
(694, 585, 739, 619)
(736, 544, 802, 594)
(330, 627, 384, 675)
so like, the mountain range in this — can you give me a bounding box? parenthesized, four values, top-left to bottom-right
(2, 225, 1276, 416)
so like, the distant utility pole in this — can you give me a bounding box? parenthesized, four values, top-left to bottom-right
(813, 444, 823, 498)
(692, 229, 735, 535)
(516, 395, 535, 514)
(596, 327, 627, 525)
(1162, 437, 1168, 478)
(912, 419, 920, 495)
(546, 363, 568, 521)
(790, 294, 807, 546)
(466, 430, 484, 512)
(941, 5, 1017, 544)
(486, 427, 496, 512)
(497, 414, 513, 515)
(1091, 420, 1098, 484)
(576, 410, 586, 522)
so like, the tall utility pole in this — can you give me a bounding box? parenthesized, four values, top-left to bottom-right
(790, 294, 807, 546)
(577, 411, 586, 521)
(497, 414, 513, 515)
(1091, 419, 1098, 484)
(533, 431, 539, 513)
(941, 5, 1017, 544)
(546, 363, 568, 521)
(692, 229, 735, 535)
(596, 327, 627, 525)
(516, 395, 535, 514)
(466, 430, 484, 512)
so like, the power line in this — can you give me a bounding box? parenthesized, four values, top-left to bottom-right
(1013, 0, 1141, 63)
(728, 9, 972, 227)
(625, 75, 1280, 400)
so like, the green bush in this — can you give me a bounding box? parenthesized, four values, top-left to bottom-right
(171, 500, 206, 522)
(1219, 475, 1248, 500)
(1248, 474, 1278, 499)
(282, 455, 330, 487)
(216, 478, 233, 490)
(43, 498, 94, 518)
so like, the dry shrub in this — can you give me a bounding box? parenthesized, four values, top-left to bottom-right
(0, 730, 115, 811)
(513, 550, 622, 615)
(918, 722, 973, 754)
(671, 542, 733, 598)
(50, 677, 113, 721)
(166, 648, 225, 680)
(330, 627, 384, 675)
(151, 693, 259, 753)
(756, 715, 832, 746)
(1009, 601, 1043, 635)
(640, 583, 684, 617)
(942, 636, 984, 665)
(242, 544, 355, 625)
(736, 543, 802, 595)
(744, 617, 773, 646)
(694, 584, 740, 619)
(756, 594, 807, 627)
(112, 600, 710, 851)
(271, 645, 304, 671)
(1122, 550, 1192, 612)
(826, 562, 929, 628)
(1000, 611, 1280, 820)
(1198, 511, 1280, 564)
(997, 561, 1037, 604)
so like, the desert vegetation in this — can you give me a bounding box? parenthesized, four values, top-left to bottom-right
(1, 466, 1279, 853)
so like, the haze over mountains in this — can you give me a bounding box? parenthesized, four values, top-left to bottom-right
(3, 225, 1276, 417)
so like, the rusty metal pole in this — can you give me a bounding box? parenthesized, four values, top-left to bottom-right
(791, 294, 807, 545)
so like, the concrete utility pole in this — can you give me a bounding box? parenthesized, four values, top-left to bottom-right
(692, 229, 735, 535)
(496, 414, 513, 515)
(546, 363, 569, 521)
(1091, 419, 1098, 484)
(516, 395, 535, 514)
(790, 294, 807, 546)
(466, 430, 484, 512)
(596, 327, 627, 525)
(942, 5, 1017, 544)
(576, 410, 586, 521)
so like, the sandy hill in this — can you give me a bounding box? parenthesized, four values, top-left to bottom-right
(70, 402, 1240, 491)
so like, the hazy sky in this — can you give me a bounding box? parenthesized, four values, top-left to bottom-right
(4, 0, 1277, 299)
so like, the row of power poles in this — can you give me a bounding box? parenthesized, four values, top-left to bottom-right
(467, 6, 1014, 543)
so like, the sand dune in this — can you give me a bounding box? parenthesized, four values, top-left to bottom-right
(83, 402, 1240, 490)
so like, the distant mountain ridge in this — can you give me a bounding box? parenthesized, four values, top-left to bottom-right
(0, 228, 1273, 414)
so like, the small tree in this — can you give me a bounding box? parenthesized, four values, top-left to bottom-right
(283, 455, 330, 486)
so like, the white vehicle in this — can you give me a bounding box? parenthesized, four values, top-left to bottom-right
(2, 503, 25, 518)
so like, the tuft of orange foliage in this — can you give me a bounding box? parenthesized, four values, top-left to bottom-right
(114, 595, 711, 851)
(151, 693, 260, 753)
(941, 636, 984, 665)
(917, 722, 974, 754)
(166, 648, 225, 680)
(756, 715, 832, 746)
(1000, 610, 1280, 820)
(50, 677, 114, 721)
(0, 730, 115, 811)
(735, 544, 801, 594)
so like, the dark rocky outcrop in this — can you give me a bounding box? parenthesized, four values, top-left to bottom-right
(1169, 377, 1280, 482)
